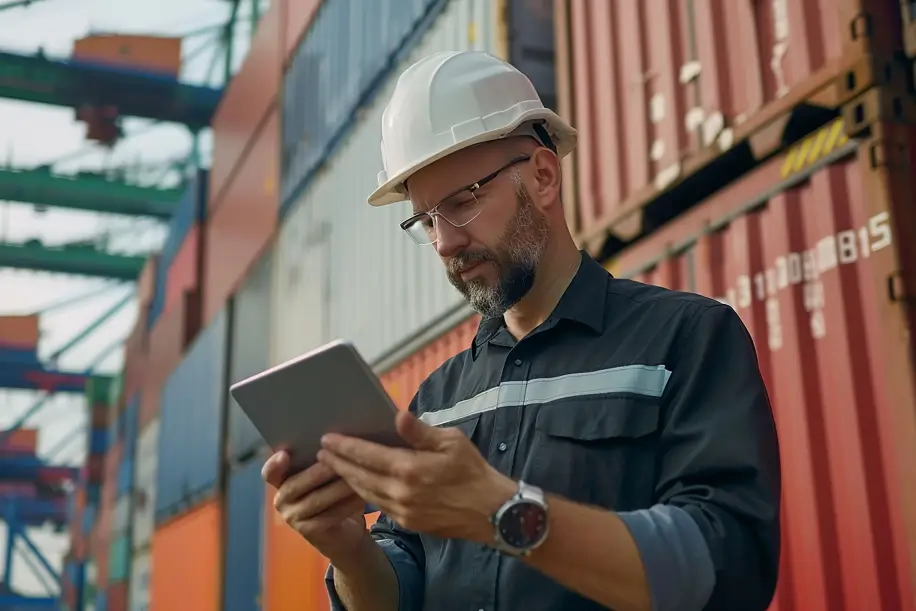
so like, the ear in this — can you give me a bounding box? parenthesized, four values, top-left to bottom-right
(529, 147, 562, 212)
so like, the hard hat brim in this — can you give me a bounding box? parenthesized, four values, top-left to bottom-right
(367, 110, 577, 207)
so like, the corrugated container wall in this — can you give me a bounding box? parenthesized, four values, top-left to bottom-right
(554, 0, 905, 248)
(281, 0, 321, 60)
(155, 307, 229, 524)
(132, 419, 159, 552)
(227, 246, 274, 462)
(222, 460, 265, 611)
(149, 500, 222, 611)
(204, 112, 278, 326)
(605, 120, 916, 611)
(128, 550, 150, 611)
(275, 0, 522, 367)
(209, 0, 282, 208)
(262, 489, 329, 611)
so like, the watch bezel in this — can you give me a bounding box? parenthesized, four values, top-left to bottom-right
(491, 483, 549, 555)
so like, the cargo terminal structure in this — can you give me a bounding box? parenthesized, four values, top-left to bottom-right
(2, 0, 916, 610)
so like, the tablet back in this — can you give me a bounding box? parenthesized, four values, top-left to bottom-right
(229, 339, 403, 472)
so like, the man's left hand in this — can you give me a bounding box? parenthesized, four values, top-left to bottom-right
(317, 411, 516, 543)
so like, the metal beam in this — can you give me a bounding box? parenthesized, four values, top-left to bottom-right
(0, 166, 182, 218)
(0, 241, 147, 279)
(47, 290, 132, 363)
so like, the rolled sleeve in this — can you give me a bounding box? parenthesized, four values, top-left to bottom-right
(326, 536, 424, 611)
(652, 304, 781, 610)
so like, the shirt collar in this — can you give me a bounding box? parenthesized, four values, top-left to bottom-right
(471, 251, 610, 355)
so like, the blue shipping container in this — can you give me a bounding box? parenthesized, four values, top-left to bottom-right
(155, 306, 229, 523)
(95, 589, 107, 611)
(227, 248, 273, 462)
(82, 504, 96, 535)
(117, 456, 133, 495)
(124, 394, 139, 458)
(223, 459, 265, 611)
(280, 0, 449, 216)
(147, 169, 208, 329)
(89, 427, 108, 455)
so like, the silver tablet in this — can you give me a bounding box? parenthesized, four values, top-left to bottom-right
(229, 339, 405, 473)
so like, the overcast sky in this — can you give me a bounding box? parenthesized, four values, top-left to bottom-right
(0, 0, 263, 596)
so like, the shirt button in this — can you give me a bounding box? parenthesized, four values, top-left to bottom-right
(498, 442, 508, 452)
(514, 358, 523, 366)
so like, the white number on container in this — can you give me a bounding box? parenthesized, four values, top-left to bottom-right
(837, 230, 857, 264)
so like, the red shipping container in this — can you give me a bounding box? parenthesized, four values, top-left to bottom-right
(0, 315, 39, 349)
(165, 224, 202, 316)
(209, 0, 282, 209)
(606, 118, 916, 611)
(554, 0, 906, 247)
(204, 111, 278, 325)
(0, 428, 37, 454)
(107, 581, 129, 611)
(85, 454, 104, 484)
(281, 0, 321, 62)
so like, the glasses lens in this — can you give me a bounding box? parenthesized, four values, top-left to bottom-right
(404, 216, 436, 245)
(438, 191, 483, 228)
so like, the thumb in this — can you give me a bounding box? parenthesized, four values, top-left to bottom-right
(395, 410, 440, 450)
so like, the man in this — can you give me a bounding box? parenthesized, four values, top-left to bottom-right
(263, 51, 781, 610)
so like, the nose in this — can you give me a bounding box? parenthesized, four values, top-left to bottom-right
(433, 217, 469, 259)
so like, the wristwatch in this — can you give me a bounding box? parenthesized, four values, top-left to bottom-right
(490, 481, 549, 556)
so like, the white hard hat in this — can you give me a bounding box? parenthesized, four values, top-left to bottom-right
(367, 50, 577, 207)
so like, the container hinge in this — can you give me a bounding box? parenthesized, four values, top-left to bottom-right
(888, 270, 910, 303)
(836, 54, 912, 105)
(842, 87, 916, 139)
(849, 11, 874, 41)
(868, 138, 909, 169)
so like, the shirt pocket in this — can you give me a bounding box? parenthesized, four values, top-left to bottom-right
(525, 396, 661, 510)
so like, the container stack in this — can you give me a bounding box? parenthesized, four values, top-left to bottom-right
(64, 0, 916, 610)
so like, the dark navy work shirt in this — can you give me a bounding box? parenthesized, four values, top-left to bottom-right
(328, 252, 781, 611)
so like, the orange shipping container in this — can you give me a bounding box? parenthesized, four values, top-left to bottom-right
(150, 501, 223, 611)
(137, 256, 158, 308)
(72, 35, 182, 78)
(606, 118, 916, 611)
(0, 428, 37, 454)
(0, 315, 39, 348)
(262, 493, 330, 611)
(204, 111, 279, 325)
(554, 0, 906, 247)
(209, 1, 283, 209)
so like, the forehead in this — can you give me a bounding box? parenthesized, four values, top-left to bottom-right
(407, 140, 514, 211)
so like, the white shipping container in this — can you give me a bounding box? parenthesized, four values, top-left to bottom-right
(131, 419, 159, 552)
(274, 0, 507, 366)
(128, 550, 150, 611)
(114, 494, 131, 534)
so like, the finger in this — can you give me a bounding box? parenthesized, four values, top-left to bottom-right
(395, 411, 442, 450)
(320, 434, 411, 476)
(317, 449, 394, 506)
(286, 478, 358, 522)
(262, 451, 290, 488)
(294, 494, 366, 535)
(274, 461, 339, 508)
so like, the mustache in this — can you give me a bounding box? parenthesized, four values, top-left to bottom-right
(447, 250, 495, 275)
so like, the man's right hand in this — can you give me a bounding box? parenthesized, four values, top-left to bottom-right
(262, 451, 369, 560)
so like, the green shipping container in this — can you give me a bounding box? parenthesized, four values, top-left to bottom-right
(108, 373, 123, 409)
(108, 534, 131, 583)
(85, 376, 114, 407)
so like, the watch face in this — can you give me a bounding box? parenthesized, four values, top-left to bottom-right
(497, 501, 548, 549)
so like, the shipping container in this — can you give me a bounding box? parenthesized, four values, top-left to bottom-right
(227, 246, 274, 463)
(262, 485, 329, 611)
(603, 117, 916, 611)
(0, 427, 37, 454)
(72, 34, 183, 77)
(276, 0, 531, 367)
(209, 0, 282, 209)
(164, 224, 203, 317)
(132, 419, 159, 552)
(123, 394, 139, 459)
(128, 550, 150, 611)
(204, 111, 278, 326)
(553, 0, 907, 252)
(94, 533, 110, 591)
(136, 256, 158, 307)
(155, 307, 229, 524)
(149, 500, 223, 611)
(0, 314, 39, 348)
(113, 494, 131, 535)
(379, 316, 480, 410)
(117, 455, 134, 496)
(223, 460, 265, 611)
(108, 535, 131, 584)
(281, 0, 320, 61)
(142, 288, 200, 429)
(107, 580, 129, 611)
